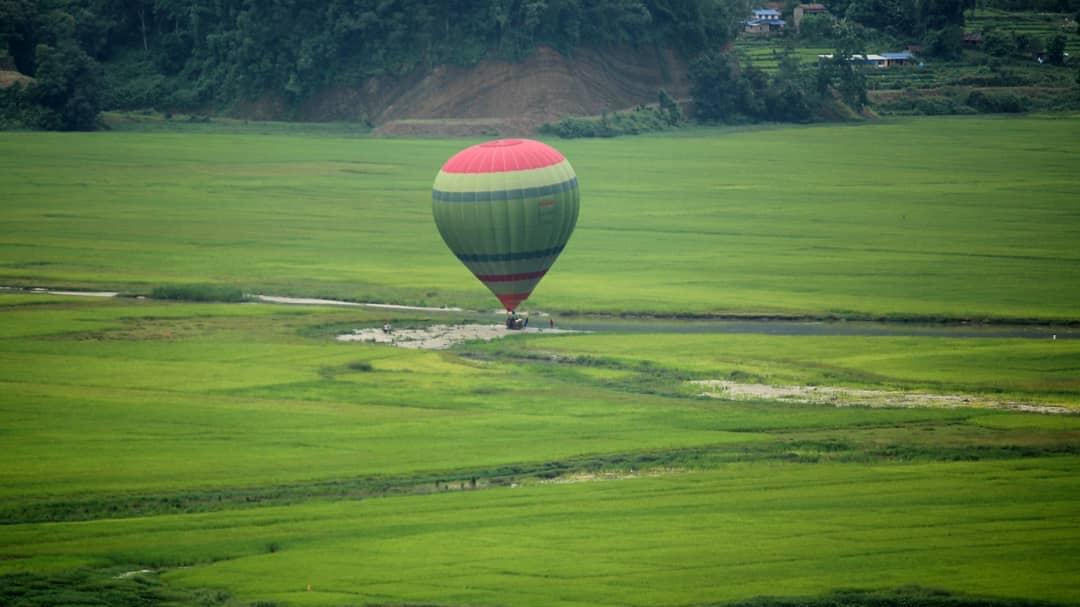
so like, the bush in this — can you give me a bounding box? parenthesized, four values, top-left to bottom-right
(924, 26, 964, 60)
(538, 116, 617, 138)
(798, 14, 836, 41)
(149, 284, 247, 302)
(723, 585, 1068, 607)
(101, 51, 168, 110)
(913, 96, 975, 115)
(346, 361, 374, 372)
(0, 85, 36, 129)
(983, 30, 1015, 57)
(956, 66, 1031, 86)
(966, 90, 1029, 113)
(1045, 34, 1067, 65)
(538, 101, 681, 139)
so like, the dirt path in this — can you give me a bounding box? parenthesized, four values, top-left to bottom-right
(691, 380, 1076, 415)
(337, 324, 578, 350)
(2, 287, 121, 297)
(254, 294, 462, 313)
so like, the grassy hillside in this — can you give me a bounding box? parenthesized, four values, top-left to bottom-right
(2, 115, 1079, 320)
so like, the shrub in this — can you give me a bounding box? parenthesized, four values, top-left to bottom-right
(149, 284, 247, 302)
(966, 90, 1029, 113)
(913, 96, 975, 115)
(983, 30, 1015, 57)
(538, 103, 680, 139)
(1045, 34, 1067, 65)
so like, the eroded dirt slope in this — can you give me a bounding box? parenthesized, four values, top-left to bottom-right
(298, 45, 688, 135)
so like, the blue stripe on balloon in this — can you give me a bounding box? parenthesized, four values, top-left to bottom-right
(432, 177, 578, 203)
(456, 244, 565, 263)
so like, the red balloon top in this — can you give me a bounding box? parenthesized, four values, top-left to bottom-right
(440, 139, 566, 174)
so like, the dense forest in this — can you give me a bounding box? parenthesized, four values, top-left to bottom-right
(0, 0, 742, 129)
(1, 0, 1077, 130)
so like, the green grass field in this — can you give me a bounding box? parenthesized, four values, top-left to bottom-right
(2, 115, 1079, 319)
(1, 116, 1079, 606)
(1, 294, 1079, 606)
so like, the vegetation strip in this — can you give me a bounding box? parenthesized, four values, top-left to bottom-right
(6, 435, 1078, 526)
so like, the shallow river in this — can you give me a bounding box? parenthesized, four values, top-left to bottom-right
(5, 287, 1075, 340)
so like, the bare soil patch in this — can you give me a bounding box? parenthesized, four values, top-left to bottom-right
(301, 45, 688, 132)
(337, 323, 577, 350)
(692, 380, 1076, 415)
(0, 70, 33, 88)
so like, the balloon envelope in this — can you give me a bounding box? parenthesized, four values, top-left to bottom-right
(432, 139, 579, 311)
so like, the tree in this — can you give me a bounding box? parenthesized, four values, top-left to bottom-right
(982, 29, 1015, 57)
(764, 49, 816, 122)
(920, 0, 965, 30)
(924, 25, 963, 59)
(1, 0, 39, 74)
(657, 88, 682, 125)
(689, 50, 775, 122)
(1045, 34, 1067, 65)
(1013, 32, 1043, 57)
(27, 41, 103, 130)
(816, 22, 868, 109)
(799, 14, 835, 40)
(845, 0, 919, 37)
(689, 51, 744, 121)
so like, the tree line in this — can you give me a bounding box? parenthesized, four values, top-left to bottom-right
(0, 0, 744, 129)
(2, 0, 1076, 130)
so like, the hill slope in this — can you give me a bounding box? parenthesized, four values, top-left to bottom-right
(239, 46, 689, 134)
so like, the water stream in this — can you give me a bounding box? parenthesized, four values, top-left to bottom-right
(3, 286, 1075, 340)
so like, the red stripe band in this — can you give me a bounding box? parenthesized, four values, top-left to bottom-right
(442, 139, 566, 174)
(475, 269, 548, 282)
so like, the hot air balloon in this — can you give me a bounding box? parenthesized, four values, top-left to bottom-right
(432, 139, 579, 313)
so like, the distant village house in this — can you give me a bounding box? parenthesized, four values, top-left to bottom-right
(817, 51, 917, 68)
(744, 7, 785, 35)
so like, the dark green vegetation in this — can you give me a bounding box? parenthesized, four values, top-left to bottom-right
(4, 1, 1077, 132)
(2, 116, 1078, 320)
(539, 90, 686, 138)
(734, 8, 1080, 121)
(721, 587, 1068, 607)
(150, 284, 248, 303)
(0, 293, 1078, 606)
(0, 0, 741, 130)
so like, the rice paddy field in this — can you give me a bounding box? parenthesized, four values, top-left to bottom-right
(1, 114, 1079, 606)
(3, 114, 1080, 319)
